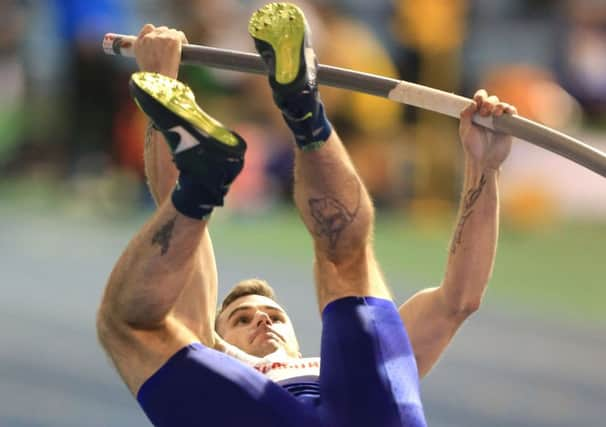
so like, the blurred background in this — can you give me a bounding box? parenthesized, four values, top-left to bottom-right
(1, 0, 605, 426)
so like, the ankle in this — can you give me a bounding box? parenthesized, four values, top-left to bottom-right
(171, 172, 220, 220)
(281, 98, 332, 151)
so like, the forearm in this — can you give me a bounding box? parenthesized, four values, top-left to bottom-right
(399, 165, 499, 377)
(144, 122, 179, 206)
(441, 161, 500, 313)
(99, 201, 208, 329)
(137, 79, 215, 337)
(136, 25, 181, 207)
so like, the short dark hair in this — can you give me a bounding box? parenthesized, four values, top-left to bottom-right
(215, 279, 276, 331)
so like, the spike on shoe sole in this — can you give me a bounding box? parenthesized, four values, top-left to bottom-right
(248, 3, 306, 85)
(130, 72, 240, 147)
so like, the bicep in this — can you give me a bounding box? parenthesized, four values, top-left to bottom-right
(399, 287, 466, 378)
(98, 314, 199, 396)
(172, 229, 218, 344)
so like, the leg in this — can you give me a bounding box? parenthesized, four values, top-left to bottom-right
(249, 3, 391, 311)
(249, 4, 427, 426)
(138, 343, 321, 427)
(320, 297, 427, 427)
(294, 133, 391, 308)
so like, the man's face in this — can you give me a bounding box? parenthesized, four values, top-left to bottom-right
(217, 294, 301, 358)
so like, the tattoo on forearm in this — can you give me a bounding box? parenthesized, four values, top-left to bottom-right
(151, 215, 177, 255)
(308, 179, 361, 250)
(451, 174, 487, 255)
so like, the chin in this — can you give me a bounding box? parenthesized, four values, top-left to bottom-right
(252, 340, 281, 357)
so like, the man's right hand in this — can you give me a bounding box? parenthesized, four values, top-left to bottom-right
(134, 24, 188, 80)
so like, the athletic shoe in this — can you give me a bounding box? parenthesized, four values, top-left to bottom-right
(248, 2, 319, 117)
(129, 71, 246, 207)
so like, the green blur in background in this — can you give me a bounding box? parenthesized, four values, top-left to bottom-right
(203, 211, 606, 324)
(2, 176, 604, 324)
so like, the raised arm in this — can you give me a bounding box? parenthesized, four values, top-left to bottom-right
(134, 25, 222, 336)
(399, 90, 517, 378)
(136, 24, 183, 203)
(96, 25, 220, 395)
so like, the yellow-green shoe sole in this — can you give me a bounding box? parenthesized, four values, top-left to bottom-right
(248, 2, 306, 85)
(131, 72, 239, 147)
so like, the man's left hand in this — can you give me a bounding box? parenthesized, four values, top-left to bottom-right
(459, 89, 518, 171)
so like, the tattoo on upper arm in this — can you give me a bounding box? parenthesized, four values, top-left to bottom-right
(451, 174, 487, 254)
(308, 179, 361, 250)
(151, 215, 177, 255)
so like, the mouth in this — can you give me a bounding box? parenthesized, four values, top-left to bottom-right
(250, 326, 285, 345)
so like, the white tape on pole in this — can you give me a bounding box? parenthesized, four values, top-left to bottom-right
(387, 81, 495, 130)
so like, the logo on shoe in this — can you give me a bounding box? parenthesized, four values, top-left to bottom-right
(304, 47, 317, 83)
(168, 126, 207, 153)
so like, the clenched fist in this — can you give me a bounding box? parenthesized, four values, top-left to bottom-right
(459, 90, 518, 171)
(134, 24, 188, 79)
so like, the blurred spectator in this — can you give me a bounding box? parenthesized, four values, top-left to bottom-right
(331, 0, 398, 58)
(391, 0, 469, 212)
(226, 122, 276, 214)
(461, 0, 560, 97)
(55, 0, 138, 173)
(393, 0, 468, 55)
(2, 0, 604, 220)
(7, 0, 143, 180)
(316, 8, 405, 206)
(0, 0, 26, 171)
(482, 64, 582, 129)
(559, 0, 606, 122)
(319, 8, 401, 134)
(112, 98, 146, 180)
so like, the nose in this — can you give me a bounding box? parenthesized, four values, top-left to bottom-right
(253, 310, 272, 327)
